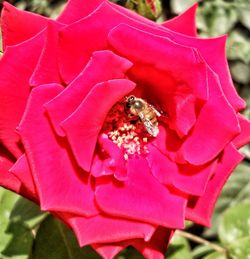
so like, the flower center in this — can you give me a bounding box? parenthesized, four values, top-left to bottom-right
(102, 97, 159, 160)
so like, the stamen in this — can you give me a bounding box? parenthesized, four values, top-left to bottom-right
(102, 99, 154, 160)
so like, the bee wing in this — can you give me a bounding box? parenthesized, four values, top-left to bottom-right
(138, 112, 159, 137)
(149, 104, 161, 117)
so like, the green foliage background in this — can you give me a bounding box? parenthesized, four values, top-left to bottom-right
(0, 0, 249, 258)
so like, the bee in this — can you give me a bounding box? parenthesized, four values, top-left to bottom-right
(125, 95, 161, 137)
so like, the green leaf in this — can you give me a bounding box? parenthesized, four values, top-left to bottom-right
(165, 234, 192, 259)
(10, 197, 47, 229)
(0, 189, 34, 259)
(1, 222, 33, 259)
(228, 236, 250, 259)
(203, 251, 227, 259)
(230, 62, 250, 84)
(117, 246, 144, 259)
(196, 2, 238, 37)
(203, 162, 250, 237)
(170, 0, 196, 14)
(227, 30, 250, 64)
(0, 188, 20, 253)
(218, 203, 250, 245)
(31, 215, 101, 259)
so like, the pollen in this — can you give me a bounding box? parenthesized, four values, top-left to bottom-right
(102, 100, 152, 160)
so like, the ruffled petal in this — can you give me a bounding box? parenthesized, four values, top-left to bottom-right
(94, 134, 127, 181)
(57, 0, 105, 24)
(147, 144, 216, 196)
(0, 145, 21, 193)
(108, 23, 207, 101)
(96, 156, 186, 228)
(93, 227, 173, 259)
(45, 50, 132, 136)
(0, 32, 45, 158)
(133, 227, 174, 259)
(30, 21, 65, 87)
(1, 2, 48, 49)
(57, 2, 170, 83)
(93, 243, 127, 259)
(9, 154, 38, 202)
(162, 3, 198, 37)
(186, 144, 244, 226)
(179, 68, 240, 165)
(233, 114, 250, 148)
(146, 144, 178, 186)
(151, 125, 184, 163)
(61, 79, 135, 172)
(18, 83, 99, 216)
(168, 34, 245, 111)
(68, 214, 155, 246)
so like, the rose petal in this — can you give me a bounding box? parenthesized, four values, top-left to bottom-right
(180, 68, 240, 165)
(169, 35, 245, 111)
(146, 143, 178, 186)
(0, 32, 45, 158)
(1, 2, 48, 49)
(45, 50, 132, 136)
(61, 79, 135, 172)
(9, 154, 38, 202)
(57, 2, 170, 83)
(151, 125, 184, 163)
(0, 145, 21, 193)
(133, 227, 174, 259)
(94, 227, 173, 259)
(233, 114, 250, 148)
(18, 83, 99, 216)
(96, 156, 186, 228)
(186, 144, 244, 226)
(147, 144, 216, 196)
(93, 243, 126, 259)
(162, 3, 198, 36)
(96, 134, 127, 181)
(68, 214, 155, 246)
(57, 0, 105, 25)
(30, 21, 65, 87)
(108, 23, 207, 101)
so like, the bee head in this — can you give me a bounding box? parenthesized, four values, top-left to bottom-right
(126, 95, 135, 108)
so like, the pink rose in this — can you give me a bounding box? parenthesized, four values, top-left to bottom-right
(0, 0, 250, 258)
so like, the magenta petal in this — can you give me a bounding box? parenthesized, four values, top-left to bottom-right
(167, 93, 197, 137)
(0, 147, 21, 193)
(9, 154, 38, 202)
(162, 3, 198, 36)
(61, 79, 135, 172)
(233, 114, 250, 148)
(186, 144, 244, 226)
(93, 243, 127, 259)
(45, 50, 132, 136)
(146, 144, 178, 186)
(57, 0, 105, 24)
(18, 84, 99, 216)
(180, 69, 240, 165)
(170, 34, 245, 111)
(151, 125, 184, 163)
(69, 214, 155, 246)
(30, 21, 64, 87)
(57, 2, 165, 83)
(97, 134, 127, 181)
(108, 23, 207, 100)
(133, 227, 174, 259)
(1, 2, 48, 49)
(147, 144, 216, 196)
(0, 32, 45, 158)
(96, 156, 186, 228)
